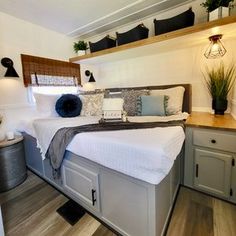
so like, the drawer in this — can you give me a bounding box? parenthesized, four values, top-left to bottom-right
(193, 129, 236, 153)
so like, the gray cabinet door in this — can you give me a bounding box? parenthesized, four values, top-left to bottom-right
(62, 160, 100, 211)
(194, 148, 232, 198)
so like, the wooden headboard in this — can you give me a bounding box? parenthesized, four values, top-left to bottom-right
(106, 84, 192, 114)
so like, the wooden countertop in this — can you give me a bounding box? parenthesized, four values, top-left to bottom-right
(185, 112, 236, 131)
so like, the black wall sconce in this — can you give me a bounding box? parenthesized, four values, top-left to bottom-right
(85, 70, 96, 82)
(1, 57, 19, 77)
(204, 34, 227, 59)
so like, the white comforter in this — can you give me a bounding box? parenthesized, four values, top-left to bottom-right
(23, 113, 188, 184)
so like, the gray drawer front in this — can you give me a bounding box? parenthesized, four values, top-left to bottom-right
(193, 129, 236, 153)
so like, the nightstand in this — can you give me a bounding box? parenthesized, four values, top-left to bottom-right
(184, 112, 236, 203)
(0, 135, 27, 192)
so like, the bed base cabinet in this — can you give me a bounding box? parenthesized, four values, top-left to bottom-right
(62, 151, 181, 236)
(23, 134, 182, 236)
(23, 133, 43, 176)
(100, 170, 152, 236)
(23, 133, 63, 189)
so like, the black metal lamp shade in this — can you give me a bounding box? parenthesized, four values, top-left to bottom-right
(1, 57, 19, 77)
(85, 70, 96, 82)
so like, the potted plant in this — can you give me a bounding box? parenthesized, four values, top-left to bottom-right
(201, 0, 234, 21)
(73, 41, 88, 56)
(203, 63, 236, 115)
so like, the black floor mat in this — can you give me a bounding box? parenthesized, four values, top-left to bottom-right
(56, 199, 86, 225)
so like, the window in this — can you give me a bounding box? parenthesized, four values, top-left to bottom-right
(21, 54, 81, 103)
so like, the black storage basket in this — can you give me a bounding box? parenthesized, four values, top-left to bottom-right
(89, 35, 116, 53)
(116, 24, 149, 46)
(154, 8, 195, 36)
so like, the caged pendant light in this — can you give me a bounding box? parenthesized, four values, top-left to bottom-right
(204, 34, 227, 59)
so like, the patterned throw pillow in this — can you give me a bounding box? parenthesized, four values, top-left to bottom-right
(136, 95, 169, 116)
(122, 89, 149, 116)
(78, 89, 105, 95)
(79, 93, 104, 116)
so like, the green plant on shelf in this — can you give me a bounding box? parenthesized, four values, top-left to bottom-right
(201, 0, 234, 12)
(73, 41, 88, 53)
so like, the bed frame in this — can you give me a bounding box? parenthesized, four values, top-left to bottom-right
(23, 84, 191, 236)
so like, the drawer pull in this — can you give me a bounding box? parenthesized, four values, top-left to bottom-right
(196, 164, 199, 178)
(211, 139, 216, 144)
(92, 189, 96, 206)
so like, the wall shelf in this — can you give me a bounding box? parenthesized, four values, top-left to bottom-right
(69, 15, 236, 64)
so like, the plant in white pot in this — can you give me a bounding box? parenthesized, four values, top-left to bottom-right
(73, 41, 88, 56)
(201, 0, 234, 21)
(203, 63, 236, 115)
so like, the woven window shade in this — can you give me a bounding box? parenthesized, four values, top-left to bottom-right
(21, 54, 81, 87)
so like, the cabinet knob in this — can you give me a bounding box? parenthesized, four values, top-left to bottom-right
(211, 139, 216, 144)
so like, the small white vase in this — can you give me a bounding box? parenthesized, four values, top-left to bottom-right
(209, 7, 229, 21)
(77, 50, 86, 56)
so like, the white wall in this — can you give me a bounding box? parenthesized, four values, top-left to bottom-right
(0, 12, 74, 132)
(80, 0, 236, 114)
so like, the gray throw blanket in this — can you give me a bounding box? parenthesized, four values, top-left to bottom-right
(45, 120, 184, 176)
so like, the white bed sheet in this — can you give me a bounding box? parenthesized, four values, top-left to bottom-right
(19, 113, 188, 184)
(67, 126, 185, 184)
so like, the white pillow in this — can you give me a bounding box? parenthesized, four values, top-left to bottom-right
(33, 93, 60, 117)
(102, 98, 124, 111)
(150, 86, 185, 115)
(80, 93, 104, 116)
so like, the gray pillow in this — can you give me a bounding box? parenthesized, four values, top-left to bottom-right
(122, 89, 149, 116)
(136, 95, 169, 116)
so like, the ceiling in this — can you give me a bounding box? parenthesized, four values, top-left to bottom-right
(0, 0, 193, 39)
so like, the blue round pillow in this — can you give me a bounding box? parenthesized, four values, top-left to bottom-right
(55, 94, 82, 117)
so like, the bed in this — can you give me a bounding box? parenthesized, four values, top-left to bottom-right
(22, 84, 192, 236)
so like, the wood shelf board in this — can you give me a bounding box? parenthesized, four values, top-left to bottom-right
(69, 15, 236, 64)
(185, 112, 236, 131)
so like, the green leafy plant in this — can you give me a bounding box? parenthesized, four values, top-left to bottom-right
(203, 63, 236, 101)
(73, 41, 88, 52)
(201, 0, 234, 12)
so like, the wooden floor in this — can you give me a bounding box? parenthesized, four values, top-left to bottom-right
(1, 172, 236, 236)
